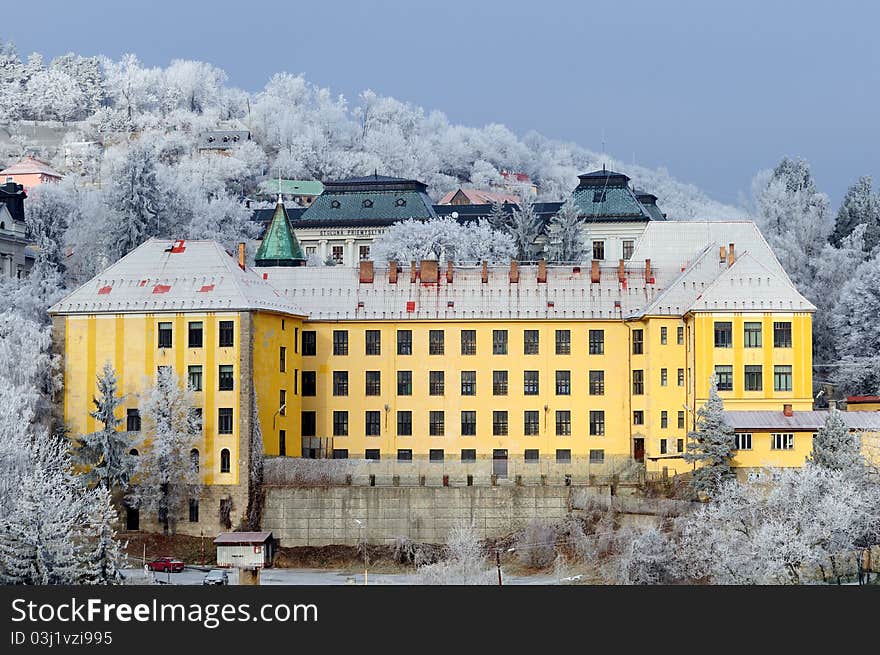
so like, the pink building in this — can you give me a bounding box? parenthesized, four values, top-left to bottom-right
(0, 157, 63, 189)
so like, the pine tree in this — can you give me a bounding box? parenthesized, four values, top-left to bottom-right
(546, 196, 585, 262)
(507, 195, 542, 261)
(78, 485, 126, 585)
(833, 252, 880, 395)
(104, 142, 163, 259)
(683, 380, 736, 496)
(132, 366, 201, 534)
(487, 198, 508, 231)
(830, 176, 880, 252)
(809, 409, 864, 472)
(245, 386, 264, 531)
(76, 362, 136, 491)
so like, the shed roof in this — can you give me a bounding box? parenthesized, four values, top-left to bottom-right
(724, 410, 880, 431)
(213, 531, 273, 545)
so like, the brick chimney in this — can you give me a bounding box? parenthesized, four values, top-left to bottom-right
(719, 245, 727, 262)
(537, 259, 547, 283)
(728, 243, 735, 266)
(359, 260, 374, 283)
(481, 260, 488, 284)
(410, 261, 417, 283)
(591, 260, 600, 283)
(237, 242, 246, 270)
(389, 261, 398, 284)
(644, 258, 652, 281)
(420, 260, 439, 284)
(446, 260, 454, 283)
(783, 403, 793, 417)
(509, 260, 519, 283)
(618, 259, 626, 283)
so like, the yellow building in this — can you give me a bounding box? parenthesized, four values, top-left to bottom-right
(51, 212, 829, 532)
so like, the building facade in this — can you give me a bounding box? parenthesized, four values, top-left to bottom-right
(0, 179, 35, 278)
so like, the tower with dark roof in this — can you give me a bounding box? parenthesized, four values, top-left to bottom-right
(254, 198, 306, 267)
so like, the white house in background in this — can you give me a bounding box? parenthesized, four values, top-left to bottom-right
(214, 531, 275, 568)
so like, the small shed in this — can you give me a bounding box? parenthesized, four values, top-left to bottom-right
(214, 531, 274, 568)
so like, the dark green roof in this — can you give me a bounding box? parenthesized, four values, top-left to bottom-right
(297, 174, 436, 224)
(254, 201, 305, 266)
(571, 168, 652, 220)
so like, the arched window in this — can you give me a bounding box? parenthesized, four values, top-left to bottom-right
(0, 221, 5, 230)
(190, 448, 199, 473)
(129, 448, 139, 457)
(220, 448, 231, 473)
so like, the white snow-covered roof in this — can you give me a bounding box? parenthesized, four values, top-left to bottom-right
(724, 411, 880, 431)
(50, 239, 306, 316)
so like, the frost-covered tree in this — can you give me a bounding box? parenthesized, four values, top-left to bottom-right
(416, 524, 494, 585)
(607, 525, 683, 585)
(24, 179, 79, 273)
(487, 197, 508, 231)
(546, 196, 585, 262)
(103, 142, 163, 259)
(507, 194, 542, 261)
(132, 367, 201, 534)
(23, 67, 84, 123)
(830, 176, 880, 252)
(244, 386, 264, 531)
(683, 380, 736, 496)
(833, 252, 880, 395)
(75, 362, 136, 491)
(809, 409, 864, 473)
(371, 218, 514, 264)
(50, 53, 106, 116)
(78, 485, 126, 585)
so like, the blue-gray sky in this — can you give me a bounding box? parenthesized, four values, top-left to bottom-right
(6, 0, 879, 207)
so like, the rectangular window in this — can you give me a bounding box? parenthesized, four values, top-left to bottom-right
(429, 449, 444, 462)
(492, 329, 508, 355)
(661, 368, 668, 386)
(744, 321, 762, 348)
(218, 365, 234, 391)
(333, 330, 348, 355)
(397, 411, 412, 436)
(461, 411, 477, 436)
(332, 245, 344, 263)
(556, 370, 571, 395)
(774, 321, 792, 348)
(330, 370, 348, 396)
(218, 408, 233, 434)
(774, 365, 793, 391)
(397, 329, 412, 355)
(126, 408, 141, 432)
(188, 321, 203, 348)
(556, 449, 572, 463)
(590, 410, 605, 436)
(524, 449, 539, 463)
(632, 329, 644, 354)
(302, 331, 316, 356)
(365, 371, 381, 396)
(661, 411, 668, 429)
(714, 321, 732, 348)
(589, 329, 604, 355)
(365, 411, 381, 436)
(745, 365, 763, 391)
(397, 449, 413, 462)
(633, 410, 644, 425)
(524, 370, 539, 395)
(397, 371, 412, 396)
(429, 329, 445, 355)
(279, 346, 286, 372)
(677, 326, 684, 345)
(189, 499, 199, 523)
(460, 329, 477, 355)
(622, 240, 634, 260)
(365, 449, 380, 461)
(461, 449, 476, 462)
(218, 320, 234, 348)
(678, 411, 685, 429)
(493, 371, 508, 396)
(524, 410, 540, 436)
(592, 240, 605, 260)
(660, 439, 668, 455)
(632, 370, 644, 395)
(293, 369, 298, 395)
(556, 410, 571, 436)
(524, 330, 539, 355)
(333, 411, 348, 437)
(678, 368, 685, 387)
(365, 330, 381, 355)
(429, 371, 445, 396)
(589, 449, 605, 463)
(660, 326, 667, 345)
(715, 365, 733, 391)
(158, 322, 172, 348)
(302, 371, 316, 397)
(734, 433, 752, 450)
(332, 449, 349, 460)
(359, 245, 370, 260)
(555, 329, 571, 355)
(301, 411, 316, 437)
(279, 429, 286, 456)
(589, 370, 605, 395)
(771, 433, 794, 450)
(187, 365, 203, 391)
(429, 411, 445, 436)
(279, 390, 286, 415)
(461, 371, 476, 396)
(493, 411, 508, 436)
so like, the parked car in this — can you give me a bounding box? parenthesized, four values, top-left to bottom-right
(147, 557, 185, 573)
(203, 569, 229, 586)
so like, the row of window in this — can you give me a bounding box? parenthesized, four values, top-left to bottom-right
(733, 433, 795, 451)
(633, 410, 687, 430)
(305, 409, 607, 437)
(332, 448, 608, 463)
(126, 407, 235, 435)
(158, 320, 236, 349)
(715, 365, 793, 392)
(713, 321, 792, 349)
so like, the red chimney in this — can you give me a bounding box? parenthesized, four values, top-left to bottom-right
(783, 404, 793, 417)
(237, 243, 246, 270)
(410, 261, 417, 283)
(509, 260, 519, 283)
(446, 260, 454, 283)
(591, 260, 600, 283)
(537, 259, 547, 283)
(644, 258, 652, 281)
(359, 260, 374, 283)
(389, 261, 398, 284)
(481, 260, 488, 284)
(618, 259, 625, 283)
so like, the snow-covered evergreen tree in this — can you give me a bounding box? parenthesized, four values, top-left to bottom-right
(371, 218, 514, 264)
(830, 176, 880, 252)
(833, 252, 880, 395)
(546, 196, 585, 262)
(78, 485, 126, 585)
(103, 142, 163, 259)
(809, 409, 864, 472)
(245, 387, 264, 531)
(683, 380, 736, 496)
(132, 366, 201, 534)
(507, 195, 542, 261)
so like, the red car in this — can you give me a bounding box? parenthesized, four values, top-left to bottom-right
(147, 557, 185, 573)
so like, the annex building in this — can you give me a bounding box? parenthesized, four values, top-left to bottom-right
(49, 189, 874, 533)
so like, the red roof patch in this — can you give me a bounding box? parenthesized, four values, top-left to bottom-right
(198, 284, 215, 293)
(168, 239, 186, 254)
(97, 285, 112, 295)
(152, 284, 171, 294)
(406, 301, 415, 313)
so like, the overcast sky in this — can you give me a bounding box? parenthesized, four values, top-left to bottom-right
(6, 0, 879, 206)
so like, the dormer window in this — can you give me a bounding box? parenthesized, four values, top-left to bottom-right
(207, 136, 214, 142)
(362, 199, 373, 208)
(395, 198, 406, 207)
(331, 200, 341, 209)
(593, 190, 607, 203)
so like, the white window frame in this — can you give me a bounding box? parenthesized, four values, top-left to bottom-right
(771, 432, 794, 451)
(734, 432, 752, 451)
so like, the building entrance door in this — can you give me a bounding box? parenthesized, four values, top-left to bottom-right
(633, 438, 645, 463)
(493, 449, 508, 478)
